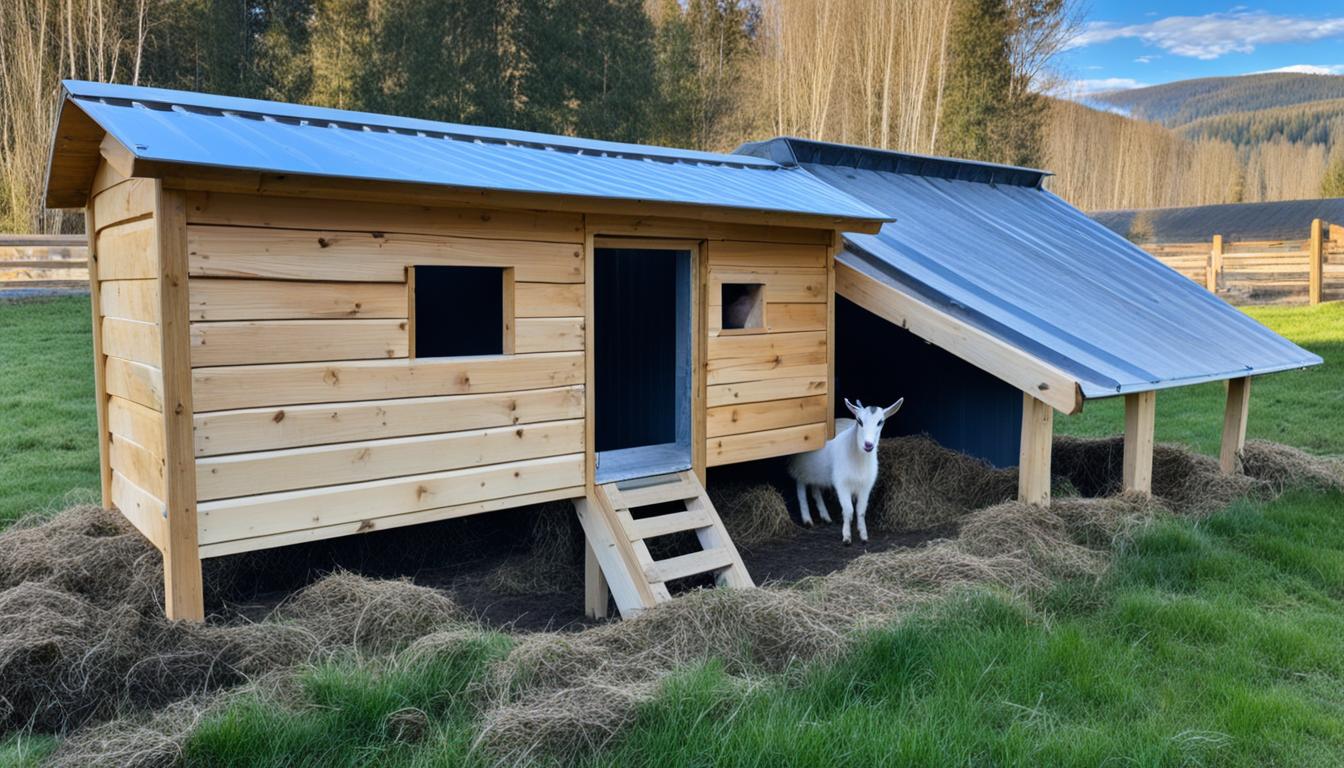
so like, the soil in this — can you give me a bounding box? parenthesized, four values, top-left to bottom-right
(227, 521, 950, 633)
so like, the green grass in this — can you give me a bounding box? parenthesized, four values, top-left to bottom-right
(0, 297, 98, 526)
(179, 490, 1344, 766)
(1057, 302, 1344, 455)
(0, 734, 58, 767)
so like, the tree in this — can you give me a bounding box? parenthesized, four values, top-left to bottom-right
(308, 0, 373, 110)
(936, 0, 1013, 162)
(1323, 142, 1344, 198)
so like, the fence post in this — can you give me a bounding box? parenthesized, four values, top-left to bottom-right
(1309, 218, 1324, 306)
(1206, 234, 1223, 292)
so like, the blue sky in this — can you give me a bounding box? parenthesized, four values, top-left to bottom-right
(1058, 1, 1344, 95)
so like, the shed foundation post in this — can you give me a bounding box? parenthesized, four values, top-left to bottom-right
(1123, 391, 1156, 495)
(584, 540, 609, 619)
(1309, 219, 1324, 306)
(1018, 393, 1053, 505)
(1220, 377, 1251, 474)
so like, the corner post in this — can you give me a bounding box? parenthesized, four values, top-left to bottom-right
(1018, 393, 1053, 505)
(1219, 377, 1251, 474)
(1122, 391, 1156, 495)
(1206, 234, 1223, 293)
(85, 207, 113, 507)
(155, 184, 203, 621)
(1309, 218, 1324, 306)
(584, 540, 609, 619)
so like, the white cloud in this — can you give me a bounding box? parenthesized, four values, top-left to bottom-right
(1255, 64, 1344, 75)
(1134, 55, 1157, 64)
(1066, 11, 1344, 60)
(1051, 78, 1148, 98)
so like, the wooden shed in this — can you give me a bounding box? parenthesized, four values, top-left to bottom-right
(44, 81, 892, 621)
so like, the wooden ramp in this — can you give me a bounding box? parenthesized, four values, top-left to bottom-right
(575, 470, 753, 619)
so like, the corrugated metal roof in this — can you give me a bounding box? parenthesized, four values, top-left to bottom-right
(50, 80, 888, 223)
(1092, 198, 1344, 243)
(739, 138, 1321, 399)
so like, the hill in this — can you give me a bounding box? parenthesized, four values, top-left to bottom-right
(1178, 98, 1344, 147)
(1090, 73, 1344, 127)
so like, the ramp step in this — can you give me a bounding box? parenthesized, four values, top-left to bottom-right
(615, 474, 700, 508)
(627, 508, 713, 541)
(645, 548, 734, 583)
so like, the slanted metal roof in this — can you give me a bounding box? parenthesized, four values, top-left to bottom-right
(1092, 198, 1344, 244)
(45, 81, 888, 225)
(739, 138, 1321, 399)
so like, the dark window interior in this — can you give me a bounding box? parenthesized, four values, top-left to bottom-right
(413, 265, 504, 357)
(721, 282, 764, 329)
(595, 249, 679, 453)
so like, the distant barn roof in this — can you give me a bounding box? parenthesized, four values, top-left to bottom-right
(738, 137, 1320, 401)
(45, 80, 888, 227)
(1091, 199, 1344, 243)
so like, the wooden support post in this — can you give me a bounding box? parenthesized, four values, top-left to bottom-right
(584, 540, 609, 619)
(85, 207, 113, 507)
(156, 186, 204, 621)
(1018, 393, 1053, 505)
(1220, 377, 1251, 474)
(1309, 218, 1324, 306)
(1122, 391, 1156, 495)
(1206, 234, 1223, 292)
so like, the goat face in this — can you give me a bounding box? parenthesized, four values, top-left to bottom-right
(844, 397, 904, 453)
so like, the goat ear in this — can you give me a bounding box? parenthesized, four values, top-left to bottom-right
(844, 398, 860, 417)
(883, 398, 904, 418)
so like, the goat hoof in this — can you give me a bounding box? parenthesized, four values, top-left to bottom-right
(842, 538, 852, 547)
(802, 520, 813, 528)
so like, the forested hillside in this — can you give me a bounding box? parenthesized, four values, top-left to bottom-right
(1091, 73, 1344, 126)
(1180, 99, 1344, 147)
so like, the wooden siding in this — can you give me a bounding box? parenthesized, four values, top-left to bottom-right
(703, 241, 832, 466)
(183, 199, 594, 555)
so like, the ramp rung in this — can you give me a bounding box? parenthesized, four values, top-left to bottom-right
(645, 548, 734, 584)
(627, 508, 713, 541)
(615, 475, 699, 508)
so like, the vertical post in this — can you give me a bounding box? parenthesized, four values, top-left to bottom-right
(155, 185, 204, 621)
(85, 207, 113, 507)
(1309, 218, 1324, 306)
(584, 540, 608, 619)
(825, 230, 839, 439)
(1018, 393, 1053, 505)
(1220, 377, 1251, 474)
(1122, 391, 1156, 495)
(1206, 234, 1223, 293)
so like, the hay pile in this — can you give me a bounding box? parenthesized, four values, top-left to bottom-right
(484, 502, 585, 596)
(708, 480, 797, 548)
(868, 436, 1018, 532)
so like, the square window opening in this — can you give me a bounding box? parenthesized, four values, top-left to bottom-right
(411, 265, 509, 357)
(721, 282, 765, 330)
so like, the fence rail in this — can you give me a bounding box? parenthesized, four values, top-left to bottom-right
(0, 234, 89, 291)
(1140, 219, 1344, 305)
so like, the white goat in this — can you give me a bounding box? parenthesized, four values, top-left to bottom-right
(788, 397, 903, 545)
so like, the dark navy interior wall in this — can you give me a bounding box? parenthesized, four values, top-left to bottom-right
(835, 297, 1022, 467)
(594, 248, 682, 453)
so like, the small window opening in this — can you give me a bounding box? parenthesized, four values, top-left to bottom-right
(721, 282, 765, 330)
(411, 265, 509, 357)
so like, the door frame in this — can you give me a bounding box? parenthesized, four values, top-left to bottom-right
(586, 236, 705, 487)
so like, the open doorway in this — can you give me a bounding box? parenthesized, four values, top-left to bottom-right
(594, 245, 694, 483)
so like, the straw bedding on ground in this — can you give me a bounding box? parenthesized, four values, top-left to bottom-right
(8, 435, 1341, 766)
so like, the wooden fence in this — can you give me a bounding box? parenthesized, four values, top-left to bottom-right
(0, 234, 89, 291)
(1142, 219, 1344, 305)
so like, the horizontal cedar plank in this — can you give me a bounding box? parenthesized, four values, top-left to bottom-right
(111, 470, 166, 550)
(706, 395, 828, 438)
(105, 357, 164, 411)
(708, 268, 826, 304)
(108, 396, 165, 458)
(100, 279, 158, 322)
(190, 319, 408, 367)
(707, 374, 828, 408)
(584, 213, 833, 245)
(515, 282, 584, 317)
(110, 433, 165, 499)
(92, 178, 156, 232)
(187, 226, 583, 283)
(710, 301, 827, 335)
(197, 453, 584, 544)
(706, 331, 827, 385)
(707, 241, 827, 269)
(194, 385, 584, 456)
(193, 351, 584, 411)
(185, 191, 584, 243)
(199, 485, 583, 558)
(707, 422, 827, 466)
(645, 548, 734, 583)
(189, 278, 408, 321)
(514, 317, 585, 353)
(102, 317, 162, 367)
(196, 418, 584, 500)
(95, 218, 158, 280)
